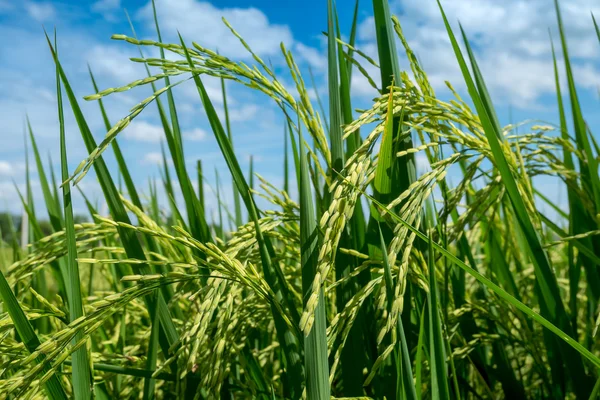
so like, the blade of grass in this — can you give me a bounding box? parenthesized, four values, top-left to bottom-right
(150, 0, 210, 247)
(427, 231, 450, 400)
(371, 0, 416, 189)
(438, 3, 591, 394)
(88, 66, 144, 211)
(415, 304, 426, 400)
(308, 66, 329, 135)
(550, 34, 595, 334)
(284, 124, 289, 195)
(360, 187, 600, 370)
(28, 117, 63, 231)
(285, 118, 300, 196)
(327, 0, 344, 175)
(0, 268, 68, 399)
(46, 33, 179, 360)
(143, 292, 160, 400)
(220, 77, 243, 228)
(49, 154, 62, 211)
(215, 168, 224, 240)
(197, 160, 205, 212)
(330, 2, 368, 395)
(14, 183, 68, 301)
(368, 7, 418, 381)
(379, 224, 417, 400)
(300, 109, 330, 400)
(57, 40, 92, 398)
(556, 0, 600, 212)
(249, 155, 254, 191)
(346, 0, 360, 83)
(27, 117, 70, 311)
(180, 35, 304, 397)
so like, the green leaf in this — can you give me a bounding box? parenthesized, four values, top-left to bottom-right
(426, 234, 450, 400)
(364, 189, 600, 371)
(300, 105, 330, 400)
(221, 77, 243, 228)
(555, 0, 600, 212)
(57, 37, 92, 398)
(0, 268, 68, 400)
(327, 0, 344, 174)
(143, 293, 160, 400)
(378, 225, 417, 400)
(28, 117, 63, 231)
(45, 32, 179, 362)
(180, 34, 304, 397)
(88, 66, 144, 211)
(437, 2, 591, 393)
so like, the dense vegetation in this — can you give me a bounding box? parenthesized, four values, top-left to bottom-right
(1, 0, 600, 398)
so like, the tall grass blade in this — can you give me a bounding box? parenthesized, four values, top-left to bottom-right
(57, 39, 92, 397)
(362, 188, 600, 371)
(28, 118, 63, 230)
(437, 2, 591, 394)
(180, 35, 304, 397)
(88, 66, 144, 211)
(300, 112, 330, 400)
(378, 225, 417, 400)
(45, 33, 179, 359)
(150, 0, 211, 246)
(0, 268, 68, 399)
(550, 35, 590, 332)
(327, 0, 344, 175)
(284, 125, 289, 195)
(197, 160, 205, 212)
(427, 232, 450, 400)
(555, 0, 600, 211)
(221, 77, 243, 228)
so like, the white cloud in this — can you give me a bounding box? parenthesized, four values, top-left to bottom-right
(229, 104, 259, 122)
(123, 120, 164, 142)
(86, 45, 143, 84)
(350, 53, 380, 97)
(124, 121, 209, 143)
(351, 0, 600, 108)
(0, 161, 13, 176)
(180, 75, 226, 105)
(25, 2, 55, 22)
(142, 152, 163, 165)
(92, 0, 120, 12)
(184, 128, 207, 141)
(92, 0, 121, 21)
(295, 42, 325, 70)
(137, 0, 294, 59)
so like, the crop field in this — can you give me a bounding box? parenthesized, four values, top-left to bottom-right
(1, 0, 600, 398)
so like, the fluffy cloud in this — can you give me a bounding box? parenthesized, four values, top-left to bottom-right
(136, 0, 293, 59)
(92, 0, 120, 13)
(0, 161, 13, 176)
(351, 0, 600, 108)
(295, 42, 326, 70)
(86, 45, 146, 84)
(229, 104, 260, 122)
(92, 0, 122, 22)
(142, 151, 163, 165)
(124, 120, 210, 143)
(25, 2, 55, 22)
(184, 128, 207, 141)
(123, 120, 164, 142)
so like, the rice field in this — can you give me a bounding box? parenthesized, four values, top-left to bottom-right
(2, 0, 600, 398)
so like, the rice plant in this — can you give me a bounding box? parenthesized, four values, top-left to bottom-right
(2, 0, 600, 398)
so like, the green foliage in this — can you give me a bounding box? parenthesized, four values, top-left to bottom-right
(1, 1, 600, 399)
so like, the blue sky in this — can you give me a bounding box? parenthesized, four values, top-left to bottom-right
(1, 0, 600, 220)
